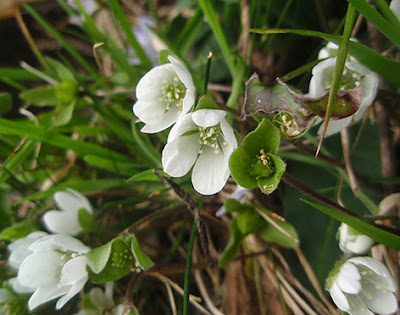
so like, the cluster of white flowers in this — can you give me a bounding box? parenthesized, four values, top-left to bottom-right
(133, 56, 237, 195)
(310, 42, 379, 136)
(7, 189, 93, 311)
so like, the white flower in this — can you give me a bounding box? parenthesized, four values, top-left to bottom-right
(133, 55, 196, 133)
(43, 188, 93, 236)
(390, 0, 400, 20)
(74, 282, 123, 315)
(309, 57, 379, 136)
(326, 257, 398, 315)
(16, 234, 90, 310)
(338, 223, 374, 255)
(162, 109, 237, 195)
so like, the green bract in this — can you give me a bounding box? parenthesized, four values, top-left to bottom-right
(229, 119, 286, 194)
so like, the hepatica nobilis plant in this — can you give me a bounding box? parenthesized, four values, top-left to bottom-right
(2, 1, 400, 313)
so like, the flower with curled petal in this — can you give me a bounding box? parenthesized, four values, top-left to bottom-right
(133, 55, 196, 133)
(43, 188, 93, 236)
(326, 257, 398, 315)
(338, 223, 374, 256)
(16, 234, 90, 311)
(162, 109, 237, 195)
(309, 57, 379, 136)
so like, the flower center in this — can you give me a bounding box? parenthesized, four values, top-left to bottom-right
(198, 125, 228, 155)
(273, 112, 300, 137)
(324, 68, 364, 91)
(249, 148, 275, 179)
(160, 76, 186, 112)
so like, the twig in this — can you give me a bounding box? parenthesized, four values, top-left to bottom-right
(340, 127, 360, 197)
(282, 173, 356, 217)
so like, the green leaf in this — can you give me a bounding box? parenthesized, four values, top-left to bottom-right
(20, 86, 59, 107)
(55, 80, 78, 104)
(130, 236, 154, 270)
(127, 169, 163, 182)
(52, 100, 75, 127)
(45, 57, 76, 82)
(229, 146, 258, 189)
(196, 95, 218, 110)
(84, 155, 141, 176)
(220, 219, 243, 267)
(250, 28, 400, 86)
(346, 0, 400, 48)
(0, 93, 12, 115)
(244, 119, 280, 156)
(260, 215, 299, 248)
(78, 209, 97, 232)
(302, 199, 400, 251)
(0, 190, 11, 229)
(198, 0, 236, 75)
(0, 118, 131, 162)
(0, 220, 37, 241)
(87, 240, 113, 274)
(89, 238, 134, 283)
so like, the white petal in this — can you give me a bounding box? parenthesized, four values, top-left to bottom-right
(168, 56, 195, 94)
(162, 134, 200, 177)
(167, 113, 196, 142)
(8, 232, 47, 269)
(56, 276, 87, 310)
(181, 88, 196, 116)
(354, 73, 379, 121)
(329, 282, 350, 311)
(135, 64, 175, 100)
(28, 286, 69, 311)
(390, 0, 400, 19)
(140, 106, 181, 133)
(54, 189, 92, 214)
(348, 257, 397, 291)
(61, 256, 88, 285)
(89, 287, 107, 308)
(345, 235, 374, 255)
(309, 58, 336, 97)
(346, 294, 374, 315)
(10, 277, 35, 293)
(336, 262, 362, 294)
(133, 99, 168, 125)
(220, 119, 237, 148)
(360, 280, 398, 314)
(317, 116, 352, 136)
(192, 146, 231, 195)
(112, 304, 125, 315)
(18, 251, 62, 288)
(51, 234, 90, 253)
(192, 109, 226, 128)
(43, 210, 82, 236)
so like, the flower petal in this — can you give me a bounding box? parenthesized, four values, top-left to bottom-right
(162, 134, 200, 177)
(192, 146, 231, 195)
(349, 257, 397, 292)
(133, 99, 169, 125)
(167, 113, 196, 142)
(54, 189, 92, 214)
(52, 234, 91, 254)
(192, 109, 226, 128)
(329, 282, 350, 311)
(140, 106, 181, 133)
(135, 64, 175, 100)
(61, 255, 88, 286)
(336, 262, 361, 294)
(168, 56, 195, 94)
(317, 116, 352, 136)
(220, 119, 237, 148)
(56, 277, 87, 310)
(359, 280, 398, 314)
(9, 277, 35, 294)
(28, 286, 69, 311)
(42, 210, 82, 236)
(18, 251, 62, 288)
(345, 294, 374, 315)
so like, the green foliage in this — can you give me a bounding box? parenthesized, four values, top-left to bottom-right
(0, 93, 12, 115)
(0, 220, 37, 241)
(229, 119, 286, 194)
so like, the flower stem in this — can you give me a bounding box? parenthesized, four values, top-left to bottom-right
(183, 217, 197, 315)
(204, 52, 213, 95)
